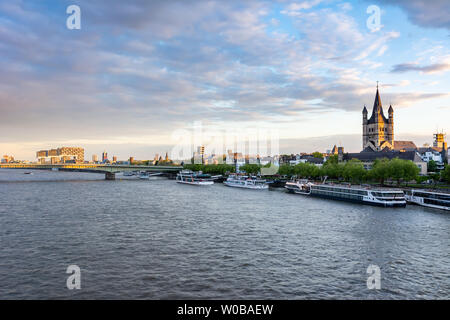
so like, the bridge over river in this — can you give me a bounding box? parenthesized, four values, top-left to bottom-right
(0, 163, 183, 180)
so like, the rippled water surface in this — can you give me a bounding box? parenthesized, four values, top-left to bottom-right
(0, 169, 449, 299)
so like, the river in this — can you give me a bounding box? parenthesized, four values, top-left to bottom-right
(0, 169, 448, 299)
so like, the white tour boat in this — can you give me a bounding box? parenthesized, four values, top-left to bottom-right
(405, 189, 450, 211)
(176, 170, 214, 186)
(285, 180, 406, 207)
(139, 172, 164, 180)
(224, 174, 269, 190)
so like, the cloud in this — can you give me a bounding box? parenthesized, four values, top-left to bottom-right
(381, 80, 411, 87)
(285, 0, 323, 11)
(354, 31, 399, 61)
(338, 3, 353, 11)
(384, 92, 449, 107)
(0, 0, 448, 160)
(390, 62, 450, 74)
(376, 0, 450, 29)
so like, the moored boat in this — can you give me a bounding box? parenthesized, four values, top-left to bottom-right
(285, 180, 406, 207)
(224, 174, 268, 190)
(405, 189, 450, 211)
(139, 173, 150, 179)
(176, 170, 214, 185)
(285, 179, 310, 194)
(139, 172, 164, 180)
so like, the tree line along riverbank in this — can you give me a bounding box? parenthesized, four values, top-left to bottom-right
(183, 157, 450, 189)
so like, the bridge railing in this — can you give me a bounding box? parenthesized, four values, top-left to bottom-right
(0, 163, 182, 171)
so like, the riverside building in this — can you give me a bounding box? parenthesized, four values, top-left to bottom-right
(36, 147, 84, 164)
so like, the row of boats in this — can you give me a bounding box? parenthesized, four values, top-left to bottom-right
(172, 170, 450, 211)
(123, 171, 164, 179)
(176, 170, 268, 189)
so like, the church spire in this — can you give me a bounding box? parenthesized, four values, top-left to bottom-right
(373, 87, 382, 111)
(369, 87, 383, 122)
(367, 85, 388, 124)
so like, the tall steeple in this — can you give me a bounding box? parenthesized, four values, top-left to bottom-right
(362, 83, 394, 151)
(368, 83, 388, 124)
(374, 87, 381, 109)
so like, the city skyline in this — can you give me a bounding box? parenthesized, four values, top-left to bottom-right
(1, 0, 449, 160)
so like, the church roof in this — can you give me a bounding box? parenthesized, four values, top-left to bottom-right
(393, 141, 417, 151)
(306, 157, 324, 164)
(344, 150, 421, 162)
(367, 88, 389, 124)
(418, 146, 444, 153)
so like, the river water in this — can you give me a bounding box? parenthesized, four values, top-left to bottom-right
(0, 169, 448, 299)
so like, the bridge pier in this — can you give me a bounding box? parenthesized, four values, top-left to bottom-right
(105, 172, 116, 180)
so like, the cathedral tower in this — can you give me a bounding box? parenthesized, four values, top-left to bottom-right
(362, 86, 394, 151)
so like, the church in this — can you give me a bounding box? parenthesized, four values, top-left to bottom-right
(339, 85, 428, 175)
(362, 86, 416, 152)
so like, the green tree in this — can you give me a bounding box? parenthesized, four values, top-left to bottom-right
(415, 175, 429, 184)
(442, 165, 450, 183)
(321, 161, 344, 180)
(370, 158, 390, 185)
(312, 152, 324, 159)
(381, 158, 419, 185)
(184, 163, 203, 172)
(325, 154, 338, 165)
(278, 164, 294, 176)
(402, 159, 420, 183)
(239, 164, 260, 175)
(427, 160, 437, 173)
(310, 165, 321, 179)
(388, 158, 406, 185)
(206, 164, 235, 175)
(294, 163, 320, 179)
(183, 164, 235, 174)
(429, 172, 440, 184)
(343, 159, 366, 183)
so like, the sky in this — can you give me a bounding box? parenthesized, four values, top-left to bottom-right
(0, 0, 449, 160)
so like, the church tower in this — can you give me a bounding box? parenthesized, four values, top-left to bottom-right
(362, 85, 394, 151)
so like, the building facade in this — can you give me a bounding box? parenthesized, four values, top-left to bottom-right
(36, 147, 84, 164)
(1, 155, 14, 163)
(433, 133, 447, 151)
(343, 150, 427, 175)
(417, 147, 445, 171)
